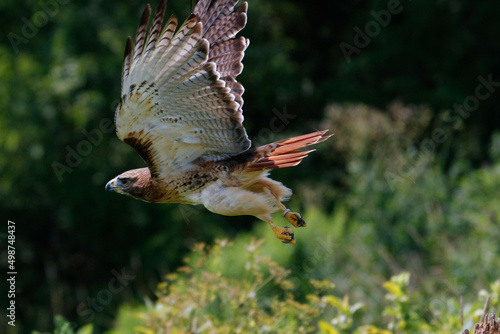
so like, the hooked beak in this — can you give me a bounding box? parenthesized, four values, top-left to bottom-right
(105, 179, 116, 192)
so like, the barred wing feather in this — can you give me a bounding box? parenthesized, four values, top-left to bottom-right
(115, 0, 251, 179)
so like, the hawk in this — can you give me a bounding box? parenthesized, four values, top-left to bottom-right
(105, 0, 331, 244)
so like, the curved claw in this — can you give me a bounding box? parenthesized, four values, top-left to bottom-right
(284, 212, 307, 228)
(281, 231, 295, 244)
(294, 214, 306, 227)
(270, 225, 295, 244)
(281, 232, 295, 244)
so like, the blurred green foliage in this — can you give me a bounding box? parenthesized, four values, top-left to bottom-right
(0, 0, 499, 332)
(80, 240, 498, 333)
(33, 315, 93, 334)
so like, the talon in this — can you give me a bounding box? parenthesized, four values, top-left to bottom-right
(271, 225, 295, 244)
(284, 212, 307, 227)
(282, 229, 295, 244)
(294, 213, 306, 227)
(268, 191, 307, 229)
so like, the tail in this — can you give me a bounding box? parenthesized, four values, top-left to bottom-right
(244, 130, 331, 172)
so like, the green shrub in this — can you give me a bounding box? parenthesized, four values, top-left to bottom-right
(105, 239, 499, 334)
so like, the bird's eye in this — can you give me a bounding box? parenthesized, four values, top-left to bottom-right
(118, 178, 131, 186)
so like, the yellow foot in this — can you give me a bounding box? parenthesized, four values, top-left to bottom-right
(271, 225, 295, 244)
(283, 210, 307, 227)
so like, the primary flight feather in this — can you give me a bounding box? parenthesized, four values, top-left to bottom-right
(106, 0, 331, 244)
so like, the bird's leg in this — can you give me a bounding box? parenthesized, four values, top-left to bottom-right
(264, 188, 307, 228)
(259, 215, 295, 244)
(280, 204, 307, 228)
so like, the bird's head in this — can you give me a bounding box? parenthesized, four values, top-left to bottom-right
(105, 168, 151, 199)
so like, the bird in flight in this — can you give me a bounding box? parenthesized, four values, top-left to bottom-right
(105, 0, 330, 244)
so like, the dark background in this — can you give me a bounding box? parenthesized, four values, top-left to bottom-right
(1, 0, 499, 332)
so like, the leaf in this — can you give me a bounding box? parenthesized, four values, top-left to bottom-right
(76, 324, 93, 334)
(134, 327, 156, 334)
(383, 281, 403, 298)
(54, 315, 74, 334)
(356, 325, 392, 334)
(325, 295, 346, 312)
(319, 320, 340, 334)
(351, 301, 364, 314)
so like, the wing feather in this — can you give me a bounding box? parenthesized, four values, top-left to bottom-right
(115, 0, 251, 179)
(156, 14, 178, 48)
(120, 37, 133, 94)
(195, 0, 238, 35)
(132, 5, 151, 68)
(144, 0, 167, 54)
(204, 5, 247, 44)
(195, 0, 248, 102)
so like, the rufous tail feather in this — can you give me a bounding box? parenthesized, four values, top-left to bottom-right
(244, 130, 331, 172)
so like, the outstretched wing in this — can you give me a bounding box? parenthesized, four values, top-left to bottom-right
(115, 0, 251, 179)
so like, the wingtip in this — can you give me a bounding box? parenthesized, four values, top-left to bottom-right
(153, 0, 167, 19)
(237, 2, 248, 13)
(157, 0, 167, 11)
(124, 36, 133, 57)
(141, 4, 152, 24)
